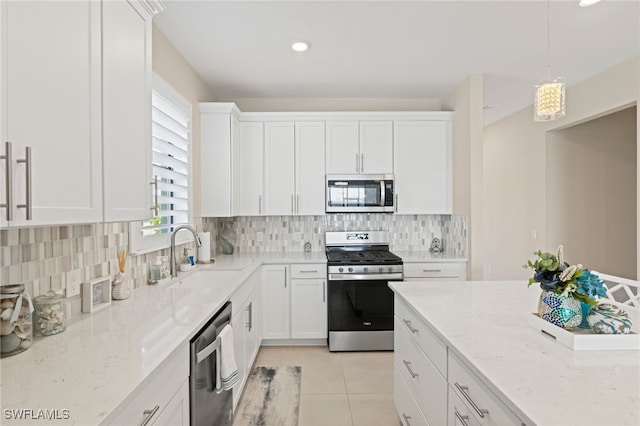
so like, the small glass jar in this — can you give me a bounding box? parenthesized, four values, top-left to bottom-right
(1, 284, 34, 357)
(149, 258, 162, 284)
(33, 291, 66, 336)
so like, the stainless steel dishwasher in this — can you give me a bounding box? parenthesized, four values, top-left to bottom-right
(190, 301, 233, 426)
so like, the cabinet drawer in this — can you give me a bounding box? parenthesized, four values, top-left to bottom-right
(290, 263, 326, 279)
(449, 385, 482, 426)
(448, 352, 522, 426)
(106, 344, 189, 425)
(394, 317, 447, 426)
(404, 262, 465, 279)
(394, 363, 429, 426)
(395, 298, 447, 378)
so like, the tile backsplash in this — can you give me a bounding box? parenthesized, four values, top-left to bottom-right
(1, 214, 466, 320)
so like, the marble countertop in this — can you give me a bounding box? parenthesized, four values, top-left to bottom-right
(0, 253, 326, 425)
(393, 251, 467, 263)
(389, 281, 640, 426)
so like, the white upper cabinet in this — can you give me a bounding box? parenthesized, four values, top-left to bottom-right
(394, 120, 452, 214)
(325, 120, 393, 174)
(295, 122, 325, 215)
(359, 121, 393, 174)
(1, 0, 103, 227)
(102, 0, 153, 222)
(264, 122, 295, 215)
(325, 121, 359, 174)
(236, 121, 264, 215)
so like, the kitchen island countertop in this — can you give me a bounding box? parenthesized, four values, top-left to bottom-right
(389, 280, 640, 426)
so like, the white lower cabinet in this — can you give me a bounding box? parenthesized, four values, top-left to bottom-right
(403, 261, 467, 281)
(262, 263, 327, 343)
(394, 296, 523, 426)
(230, 268, 262, 409)
(105, 344, 189, 425)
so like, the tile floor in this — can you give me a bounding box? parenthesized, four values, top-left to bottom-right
(252, 346, 401, 426)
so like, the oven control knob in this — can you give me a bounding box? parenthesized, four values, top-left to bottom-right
(388, 267, 393, 273)
(379, 267, 384, 273)
(348, 267, 353, 273)
(338, 267, 344, 273)
(363, 267, 368, 272)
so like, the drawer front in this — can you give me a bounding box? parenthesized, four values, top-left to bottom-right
(448, 386, 482, 426)
(394, 363, 429, 426)
(449, 352, 522, 426)
(290, 263, 326, 279)
(395, 297, 447, 378)
(394, 317, 447, 426)
(231, 267, 260, 316)
(404, 262, 465, 279)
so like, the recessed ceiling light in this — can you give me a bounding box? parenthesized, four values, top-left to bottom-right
(579, 0, 602, 7)
(291, 40, 310, 53)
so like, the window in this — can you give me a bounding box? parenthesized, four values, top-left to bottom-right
(129, 74, 193, 253)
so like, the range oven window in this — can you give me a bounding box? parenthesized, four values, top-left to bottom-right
(328, 279, 399, 332)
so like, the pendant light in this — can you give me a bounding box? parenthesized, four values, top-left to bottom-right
(534, 0, 566, 121)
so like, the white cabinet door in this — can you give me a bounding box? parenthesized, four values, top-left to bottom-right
(262, 265, 290, 339)
(325, 121, 359, 174)
(153, 379, 190, 426)
(291, 278, 327, 339)
(264, 122, 295, 215)
(231, 306, 247, 409)
(394, 121, 451, 214)
(2, 0, 102, 226)
(236, 121, 264, 215)
(102, 0, 152, 222)
(295, 122, 325, 215)
(359, 121, 393, 174)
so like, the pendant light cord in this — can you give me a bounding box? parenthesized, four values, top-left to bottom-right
(547, 0, 551, 79)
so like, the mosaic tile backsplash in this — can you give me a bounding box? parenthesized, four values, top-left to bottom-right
(1, 214, 466, 321)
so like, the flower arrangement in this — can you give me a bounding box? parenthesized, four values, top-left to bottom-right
(523, 245, 607, 306)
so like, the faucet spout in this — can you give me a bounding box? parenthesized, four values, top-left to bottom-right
(170, 225, 202, 278)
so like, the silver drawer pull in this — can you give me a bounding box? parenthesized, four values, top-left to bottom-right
(402, 319, 419, 334)
(150, 175, 159, 216)
(402, 360, 419, 379)
(422, 269, 442, 273)
(455, 410, 470, 426)
(455, 382, 489, 418)
(299, 270, 319, 273)
(402, 413, 411, 426)
(16, 146, 32, 220)
(140, 405, 160, 426)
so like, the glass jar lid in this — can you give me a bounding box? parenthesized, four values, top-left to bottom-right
(0, 284, 25, 295)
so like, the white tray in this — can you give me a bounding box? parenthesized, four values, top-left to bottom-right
(528, 313, 640, 351)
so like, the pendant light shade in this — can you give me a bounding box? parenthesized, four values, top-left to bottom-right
(534, 77, 566, 121)
(533, 0, 566, 121)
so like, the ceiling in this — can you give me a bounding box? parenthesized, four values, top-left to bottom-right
(154, 0, 640, 125)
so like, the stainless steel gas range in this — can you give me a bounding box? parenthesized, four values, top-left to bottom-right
(325, 231, 403, 351)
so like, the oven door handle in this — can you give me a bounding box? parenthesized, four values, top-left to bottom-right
(329, 273, 403, 281)
(196, 335, 221, 364)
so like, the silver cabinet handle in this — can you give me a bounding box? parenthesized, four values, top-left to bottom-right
(355, 152, 359, 173)
(402, 360, 419, 379)
(402, 413, 411, 426)
(361, 153, 364, 172)
(395, 194, 398, 212)
(455, 410, 470, 426)
(291, 194, 294, 214)
(299, 270, 319, 274)
(258, 195, 262, 214)
(150, 175, 159, 216)
(422, 269, 442, 273)
(284, 266, 287, 288)
(455, 382, 489, 418)
(246, 302, 253, 331)
(322, 280, 326, 303)
(0, 141, 13, 220)
(140, 405, 160, 426)
(402, 319, 419, 334)
(16, 146, 32, 220)
(296, 194, 299, 214)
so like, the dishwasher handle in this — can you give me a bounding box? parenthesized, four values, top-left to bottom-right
(196, 334, 221, 364)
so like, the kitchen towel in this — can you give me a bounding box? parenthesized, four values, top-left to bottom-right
(197, 232, 211, 263)
(216, 324, 239, 393)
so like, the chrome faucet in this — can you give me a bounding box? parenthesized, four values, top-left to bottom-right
(170, 225, 202, 277)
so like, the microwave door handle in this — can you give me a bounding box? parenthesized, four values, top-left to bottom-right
(380, 180, 385, 207)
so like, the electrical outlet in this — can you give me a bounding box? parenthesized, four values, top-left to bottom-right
(66, 270, 82, 298)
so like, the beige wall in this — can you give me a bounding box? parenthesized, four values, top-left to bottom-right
(443, 74, 484, 279)
(152, 25, 216, 217)
(484, 56, 639, 280)
(546, 107, 636, 278)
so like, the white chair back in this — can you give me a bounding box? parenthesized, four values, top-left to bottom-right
(592, 271, 640, 310)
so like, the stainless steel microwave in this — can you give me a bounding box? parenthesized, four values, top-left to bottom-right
(326, 174, 395, 213)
